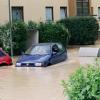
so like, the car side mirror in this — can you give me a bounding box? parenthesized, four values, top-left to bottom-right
(52, 45, 59, 55)
(52, 48, 59, 55)
(53, 49, 59, 52)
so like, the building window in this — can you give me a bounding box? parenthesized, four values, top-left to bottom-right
(12, 7, 24, 21)
(60, 7, 67, 19)
(76, 0, 89, 16)
(45, 7, 53, 21)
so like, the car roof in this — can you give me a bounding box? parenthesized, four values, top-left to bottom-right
(32, 43, 60, 46)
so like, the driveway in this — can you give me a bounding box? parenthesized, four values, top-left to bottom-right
(0, 47, 97, 100)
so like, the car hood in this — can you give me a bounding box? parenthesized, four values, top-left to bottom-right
(17, 54, 51, 63)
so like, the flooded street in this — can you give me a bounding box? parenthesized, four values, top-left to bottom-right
(0, 45, 99, 100)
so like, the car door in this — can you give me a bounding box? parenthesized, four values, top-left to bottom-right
(50, 44, 67, 64)
(56, 43, 67, 62)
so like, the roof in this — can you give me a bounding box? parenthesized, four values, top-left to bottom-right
(32, 43, 59, 46)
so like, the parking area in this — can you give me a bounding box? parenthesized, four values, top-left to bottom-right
(0, 46, 98, 100)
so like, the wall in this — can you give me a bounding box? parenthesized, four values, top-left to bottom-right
(0, 0, 9, 24)
(91, 0, 100, 18)
(91, 0, 100, 30)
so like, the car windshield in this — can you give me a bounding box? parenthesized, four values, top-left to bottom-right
(25, 45, 51, 55)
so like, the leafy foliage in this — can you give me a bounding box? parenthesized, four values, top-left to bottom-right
(11, 21, 27, 55)
(0, 21, 27, 55)
(39, 22, 69, 47)
(27, 21, 38, 30)
(58, 16, 99, 45)
(0, 23, 11, 53)
(62, 60, 100, 100)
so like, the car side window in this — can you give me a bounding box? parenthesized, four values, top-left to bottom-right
(57, 43, 65, 52)
(52, 44, 59, 52)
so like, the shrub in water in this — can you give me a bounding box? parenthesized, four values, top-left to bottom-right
(62, 61, 100, 100)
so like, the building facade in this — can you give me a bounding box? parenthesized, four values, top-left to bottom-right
(0, 0, 68, 24)
(0, 0, 100, 24)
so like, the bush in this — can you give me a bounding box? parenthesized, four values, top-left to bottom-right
(0, 21, 27, 55)
(12, 21, 27, 55)
(58, 16, 99, 45)
(27, 21, 38, 30)
(39, 22, 69, 47)
(0, 23, 12, 53)
(62, 60, 100, 100)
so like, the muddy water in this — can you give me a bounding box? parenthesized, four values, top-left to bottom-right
(0, 48, 97, 100)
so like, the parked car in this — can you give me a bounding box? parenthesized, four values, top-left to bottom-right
(0, 48, 12, 65)
(16, 43, 67, 67)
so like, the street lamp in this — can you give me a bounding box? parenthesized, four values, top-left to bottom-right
(8, 0, 13, 58)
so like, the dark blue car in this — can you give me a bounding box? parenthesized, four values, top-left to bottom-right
(16, 43, 67, 67)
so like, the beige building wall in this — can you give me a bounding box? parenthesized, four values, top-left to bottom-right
(0, 0, 9, 24)
(91, 0, 100, 18)
(91, 0, 100, 29)
(0, 0, 68, 24)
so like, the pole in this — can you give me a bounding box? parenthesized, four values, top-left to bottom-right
(8, 0, 13, 58)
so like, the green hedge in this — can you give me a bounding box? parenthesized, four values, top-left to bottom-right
(0, 21, 27, 55)
(11, 21, 27, 55)
(39, 22, 69, 47)
(27, 21, 38, 30)
(58, 16, 99, 45)
(62, 60, 100, 100)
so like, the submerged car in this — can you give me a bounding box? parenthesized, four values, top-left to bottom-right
(16, 43, 67, 67)
(0, 48, 12, 65)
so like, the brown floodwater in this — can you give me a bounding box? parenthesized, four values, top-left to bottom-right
(0, 46, 98, 100)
